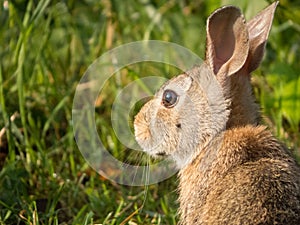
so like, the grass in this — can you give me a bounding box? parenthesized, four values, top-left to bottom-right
(0, 0, 299, 224)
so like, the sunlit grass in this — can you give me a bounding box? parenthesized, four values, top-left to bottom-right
(0, 0, 299, 224)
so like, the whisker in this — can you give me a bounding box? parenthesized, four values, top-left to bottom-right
(140, 156, 150, 211)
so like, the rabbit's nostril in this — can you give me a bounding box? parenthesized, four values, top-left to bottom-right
(176, 123, 181, 128)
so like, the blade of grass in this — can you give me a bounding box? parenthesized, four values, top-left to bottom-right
(42, 94, 70, 138)
(47, 184, 65, 225)
(30, 0, 51, 25)
(72, 204, 88, 225)
(0, 65, 15, 161)
(16, 42, 30, 157)
(119, 206, 142, 225)
(82, 211, 94, 225)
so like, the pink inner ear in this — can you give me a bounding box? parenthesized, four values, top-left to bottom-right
(208, 9, 237, 74)
(206, 6, 249, 76)
(212, 22, 235, 67)
(213, 58, 226, 74)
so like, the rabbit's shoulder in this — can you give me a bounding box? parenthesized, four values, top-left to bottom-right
(221, 125, 293, 162)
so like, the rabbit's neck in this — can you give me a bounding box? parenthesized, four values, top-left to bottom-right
(226, 74, 261, 128)
(172, 132, 221, 169)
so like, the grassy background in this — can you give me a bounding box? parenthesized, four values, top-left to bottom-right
(0, 0, 299, 224)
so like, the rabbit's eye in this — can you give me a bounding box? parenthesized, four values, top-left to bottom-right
(162, 89, 178, 108)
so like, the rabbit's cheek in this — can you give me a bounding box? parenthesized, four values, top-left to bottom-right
(156, 107, 180, 124)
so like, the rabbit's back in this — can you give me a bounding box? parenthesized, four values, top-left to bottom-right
(202, 159, 300, 224)
(179, 125, 300, 225)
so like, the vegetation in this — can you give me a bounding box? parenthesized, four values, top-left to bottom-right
(0, 0, 299, 224)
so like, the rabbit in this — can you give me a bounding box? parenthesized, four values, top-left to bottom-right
(134, 1, 300, 225)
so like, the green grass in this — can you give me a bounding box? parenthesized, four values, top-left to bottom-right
(0, 0, 299, 224)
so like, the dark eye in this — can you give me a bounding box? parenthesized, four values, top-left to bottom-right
(162, 89, 178, 108)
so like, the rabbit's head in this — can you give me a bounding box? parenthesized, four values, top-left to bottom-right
(134, 3, 278, 168)
(134, 64, 229, 167)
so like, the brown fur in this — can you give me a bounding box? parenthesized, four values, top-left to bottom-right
(179, 126, 300, 224)
(226, 74, 260, 127)
(134, 2, 300, 224)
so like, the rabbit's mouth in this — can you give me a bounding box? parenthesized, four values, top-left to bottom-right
(155, 151, 167, 157)
(144, 145, 169, 158)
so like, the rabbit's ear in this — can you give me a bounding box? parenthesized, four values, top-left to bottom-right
(206, 6, 249, 77)
(244, 1, 278, 73)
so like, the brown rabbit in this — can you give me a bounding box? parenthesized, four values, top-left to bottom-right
(134, 2, 300, 225)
